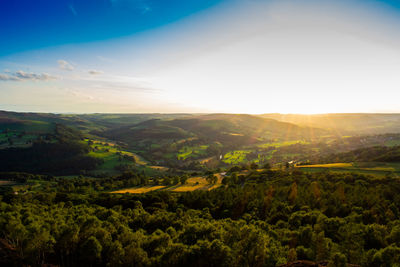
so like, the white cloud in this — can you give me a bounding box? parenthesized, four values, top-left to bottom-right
(0, 73, 20, 81)
(0, 70, 58, 82)
(88, 70, 104, 75)
(58, 60, 74, 71)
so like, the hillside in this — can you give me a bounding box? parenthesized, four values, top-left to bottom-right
(320, 145, 400, 163)
(260, 113, 400, 135)
(100, 114, 328, 166)
(2, 110, 400, 173)
(103, 114, 327, 145)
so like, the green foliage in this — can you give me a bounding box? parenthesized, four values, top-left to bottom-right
(1, 170, 400, 266)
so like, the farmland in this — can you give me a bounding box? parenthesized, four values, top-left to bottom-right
(222, 150, 251, 164)
(0, 130, 41, 148)
(177, 145, 208, 160)
(1, 111, 400, 266)
(111, 174, 224, 194)
(296, 162, 400, 177)
(258, 140, 308, 148)
(86, 139, 147, 173)
(111, 185, 167, 194)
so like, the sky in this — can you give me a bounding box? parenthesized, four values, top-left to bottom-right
(1, 0, 400, 114)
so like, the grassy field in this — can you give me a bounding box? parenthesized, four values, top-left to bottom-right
(297, 162, 400, 178)
(177, 145, 208, 160)
(170, 174, 223, 192)
(86, 139, 147, 173)
(0, 131, 40, 148)
(111, 174, 224, 194)
(258, 140, 308, 149)
(0, 120, 55, 133)
(298, 163, 353, 168)
(148, 166, 169, 171)
(223, 150, 251, 164)
(385, 139, 400, 147)
(111, 185, 166, 194)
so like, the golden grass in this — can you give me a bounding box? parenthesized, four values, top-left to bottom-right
(199, 157, 215, 164)
(171, 176, 219, 192)
(297, 163, 353, 168)
(111, 185, 166, 194)
(148, 166, 169, 171)
(207, 184, 223, 191)
(111, 173, 226, 194)
(171, 184, 206, 192)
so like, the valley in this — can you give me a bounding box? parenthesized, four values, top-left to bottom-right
(1, 111, 400, 267)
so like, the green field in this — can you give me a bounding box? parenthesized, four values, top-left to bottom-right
(385, 139, 400, 147)
(297, 162, 400, 178)
(0, 121, 54, 133)
(0, 131, 40, 148)
(177, 145, 208, 160)
(223, 150, 251, 164)
(258, 140, 308, 149)
(84, 139, 169, 176)
(86, 139, 147, 173)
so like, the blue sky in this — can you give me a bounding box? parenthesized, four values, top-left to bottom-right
(1, 0, 400, 113)
(0, 0, 226, 56)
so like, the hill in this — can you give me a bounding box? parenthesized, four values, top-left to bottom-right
(260, 113, 400, 135)
(101, 114, 328, 166)
(103, 113, 327, 145)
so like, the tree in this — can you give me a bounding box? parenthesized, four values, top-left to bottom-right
(80, 236, 102, 265)
(173, 176, 180, 185)
(206, 174, 217, 184)
(288, 182, 298, 204)
(263, 162, 271, 170)
(285, 162, 290, 169)
(328, 253, 347, 267)
(163, 177, 171, 186)
(250, 163, 258, 170)
(180, 175, 188, 185)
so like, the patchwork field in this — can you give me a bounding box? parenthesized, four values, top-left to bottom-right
(0, 131, 41, 148)
(86, 139, 149, 173)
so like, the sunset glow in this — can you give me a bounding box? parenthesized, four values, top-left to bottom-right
(1, 0, 400, 113)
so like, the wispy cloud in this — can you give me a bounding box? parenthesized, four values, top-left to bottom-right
(141, 5, 151, 14)
(68, 4, 77, 16)
(58, 60, 74, 71)
(110, 0, 151, 14)
(88, 70, 104, 75)
(0, 70, 58, 81)
(0, 73, 20, 81)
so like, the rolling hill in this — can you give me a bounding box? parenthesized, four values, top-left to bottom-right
(103, 114, 327, 146)
(260, 113, 400, 135)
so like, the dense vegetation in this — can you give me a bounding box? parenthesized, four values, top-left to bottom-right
(320, 146, 400, 163)
(1, 170, 400, 266)
(1, 111, 400, 266)
(0, 124, 102, 175)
